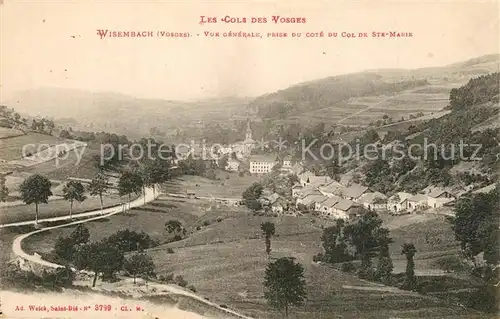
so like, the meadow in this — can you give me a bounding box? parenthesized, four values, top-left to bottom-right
(0, 133, 70, 161)
(22, 191, 485, 318)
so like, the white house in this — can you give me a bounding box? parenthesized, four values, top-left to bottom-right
(292, 184, 303, 198)
(318, 195, 342, 217)
(249, 155, 277, 174)
(332, 199, 364, 220)
(357, 191, 388, 211)
(407, 194, 429, 212)
(225, 158, 240, 172)
(296, 193, 327, 210)
(319, 180, 343, 197)
(426, 188, 457, 208)
(387, 192, 413, 214)
(280, 155, 293, 172)
(298, 171, 316, 187)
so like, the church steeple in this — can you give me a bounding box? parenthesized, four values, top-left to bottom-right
(245, 119, 252, 141)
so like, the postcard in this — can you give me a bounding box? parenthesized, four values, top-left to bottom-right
(0, 1, 499, 318)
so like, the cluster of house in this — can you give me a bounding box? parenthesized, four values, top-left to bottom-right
(257, 164, 496, 221)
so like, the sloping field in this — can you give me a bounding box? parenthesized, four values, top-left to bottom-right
(21, 146, 101, 180)
(0, 126, 25, 139)
(163, 173, 260, 198)
(9, 141, 87, 167)
(146, 214, 482, 319)
(0, 133, 72, 161)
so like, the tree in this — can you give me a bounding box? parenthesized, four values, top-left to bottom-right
(242, 182, 263, 210)
(118, 170, 143, 210)
(74, 241, 124, 287)
(374, 228, 394, 284)
(0, 174, 9, 202)
(343, 210, 392, 280)
(70, 224, 90, 245)
(124, 253, 156, 284)
(261, 222, 276, 256)
(263, 257, 307, 318)
(401, 243, 417, 290)
(88, 173, 108, 214)
(450, 189, 499, 266)
(19, 174, 53, 224)
(140, 159, 170, 200)
(165, 220, 186, 237)
(321, 219, 351, 264)
(54, 236, 77, 263)
(62, 181, 86, 219)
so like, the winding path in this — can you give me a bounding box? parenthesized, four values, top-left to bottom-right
(6, 186, 253, 319)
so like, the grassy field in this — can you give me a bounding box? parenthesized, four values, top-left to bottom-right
(22, 195, 253, 254)
(21, 145, 101, 180)
(24, 200, 486, 318)
(0, 133, 71, 161)
(163, 172, 260, 198)
(0, 127, 25, 139)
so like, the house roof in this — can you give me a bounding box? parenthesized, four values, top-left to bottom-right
(301, 194, 327, 206)
(339, 183, 369, 199)
(291, 163, 304, 175)
(427, 188, 455, 198)
(298, 186, 322, 198)
(408, 194, 428, 202)
(320, 195, 342, 208)
(357, 191, 388, 204)
(267, 192, 280, 204)
(308, 175, 332, 186)
(249, 154, 278, 163)
(319, 180, 343, 193)
(334, 199, 360, 211)
(473, 183, 497, 194)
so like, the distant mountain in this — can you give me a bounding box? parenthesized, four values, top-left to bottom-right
(4, 88, 250, 137)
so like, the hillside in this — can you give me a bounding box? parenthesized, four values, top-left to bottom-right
(3, 88, 250, 138)
(250, 54, 500, 125)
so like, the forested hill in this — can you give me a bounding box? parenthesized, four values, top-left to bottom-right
(251, 74, 428, 120)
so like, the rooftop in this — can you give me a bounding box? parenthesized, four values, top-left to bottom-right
(249, 154, 278, 163)
(320, 195, 342, 208)
(473, 183, 497, 194)
(320, 180, 343, 193)
(301, 194, 328, 206)
(357, 191, 388, 204)
(334, 199, 360, 211)
(339, 183, 369, 199)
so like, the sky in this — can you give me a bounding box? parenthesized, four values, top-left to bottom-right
(0, 0, 499, 101)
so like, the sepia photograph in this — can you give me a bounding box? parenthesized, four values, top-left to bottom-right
(0, 1, 499, 318)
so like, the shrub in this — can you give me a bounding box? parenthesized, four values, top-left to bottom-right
(187, 285, 197, 292)
(158, 273, 174, 283)
(203, 220, 211, 226)
(196, 225, 202, 231)
(172, 235, 182, 242)
(216, 217, 223, 222)
(174, 275, 188, 287)
(341, 262, 357, 273)
(167, 248, 175, 254)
